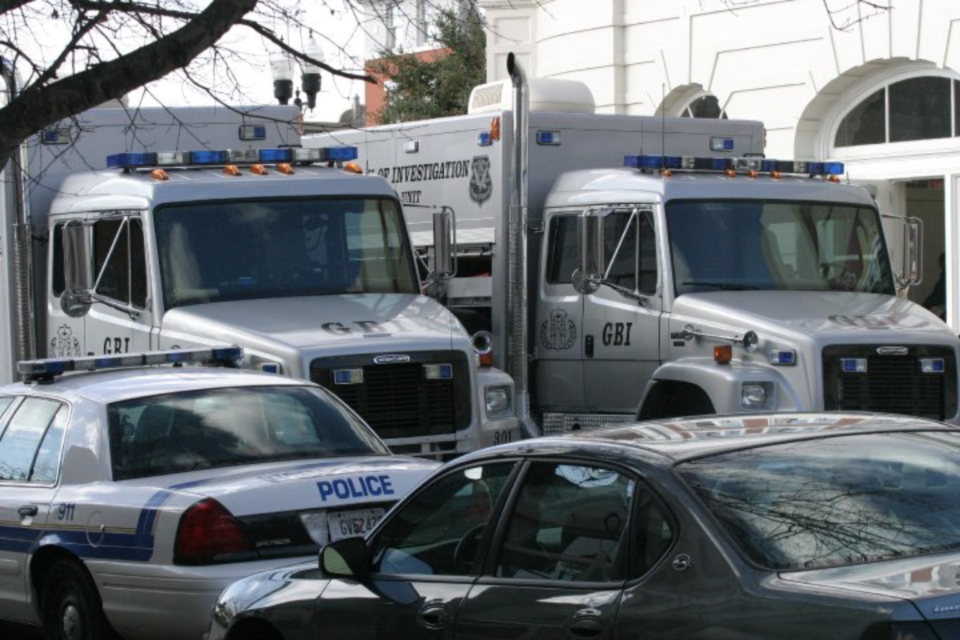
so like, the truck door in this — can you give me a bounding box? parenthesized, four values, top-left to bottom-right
(535, 213, 586, 412)
(581, 208, 661, 413)
(47, 216, 153, 358)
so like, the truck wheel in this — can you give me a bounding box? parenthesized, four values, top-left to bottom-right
(40, 560, 114, 640)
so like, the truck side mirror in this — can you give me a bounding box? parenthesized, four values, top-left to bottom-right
(573, 209, 606, 295)
(61, 221, 93, 318)
(900, 216, 922, 288)
(431, 207, 456, 280)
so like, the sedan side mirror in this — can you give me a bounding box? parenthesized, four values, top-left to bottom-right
(320, 537, 370, 580)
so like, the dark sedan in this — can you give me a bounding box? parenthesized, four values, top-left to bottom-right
(208, 413, 960, 640)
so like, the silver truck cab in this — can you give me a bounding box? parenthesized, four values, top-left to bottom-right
(536, 157, 957, 431)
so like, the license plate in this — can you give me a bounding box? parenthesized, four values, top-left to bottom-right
(328, 507, 386, 542)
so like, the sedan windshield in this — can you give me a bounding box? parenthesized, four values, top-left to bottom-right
(108, 385, 389, 480)
(154, 197, 418, 309)
(667, 200, 895, 296)
(679, 431, 960, 570)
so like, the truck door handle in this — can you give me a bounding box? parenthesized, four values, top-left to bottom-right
(567, 608, 604, 639)
(418, 602, 450, 630)
(18, 505, 38, 518)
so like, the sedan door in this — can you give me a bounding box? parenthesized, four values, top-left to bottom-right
(455, 460, 636, 640)
(313, 461, 518, 639)
(0, 397, 69, 622)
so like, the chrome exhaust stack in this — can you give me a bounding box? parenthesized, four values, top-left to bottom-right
(506, 52, 540, 438)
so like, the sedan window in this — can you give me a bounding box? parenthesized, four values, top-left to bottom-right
(0, 398, 67, 483)
(372, 462, 516, 576)
(495, 462, 635, 582)
(108, 385, 388, 480)
(679, 431, 960, 570)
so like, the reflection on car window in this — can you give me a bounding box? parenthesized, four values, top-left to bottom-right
(372, 462, 515, 577)
(495, 462, 635, 582)
(108, 386, 388, 480)
(0, 398, 65, 482)
(679, 431, 960, 570)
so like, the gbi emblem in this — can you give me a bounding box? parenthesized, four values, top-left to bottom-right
(469, 155, 493, 205)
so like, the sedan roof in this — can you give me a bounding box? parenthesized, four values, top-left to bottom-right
(6, 366, 308, 405)
(475, 413, 957, 465)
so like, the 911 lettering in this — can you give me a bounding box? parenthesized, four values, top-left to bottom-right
(317, 475, 395, 501)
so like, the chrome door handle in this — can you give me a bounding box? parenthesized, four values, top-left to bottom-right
(418, 602, 450, 630)
(18, 505, 38, 518)
(567, 607, 604, 639)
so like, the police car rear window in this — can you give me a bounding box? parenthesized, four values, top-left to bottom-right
(108, 385, 389, 480)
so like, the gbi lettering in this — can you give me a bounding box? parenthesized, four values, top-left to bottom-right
(318, 475, 395, 502)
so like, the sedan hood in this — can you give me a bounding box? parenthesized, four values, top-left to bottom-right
(126, 456, 438, 552)
(140, 455, 438, 516)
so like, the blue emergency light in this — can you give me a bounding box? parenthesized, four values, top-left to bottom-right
(624, 154, 845, 177)
(17, 346, 243, 382)
(319, 146, 360, 162)
(106, 146, 359, 170)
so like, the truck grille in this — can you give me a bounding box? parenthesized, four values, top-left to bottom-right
(310, 352, 471, 440)
(823, 345, 957, 420)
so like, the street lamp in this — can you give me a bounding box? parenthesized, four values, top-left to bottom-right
(270, 37, 324, 111)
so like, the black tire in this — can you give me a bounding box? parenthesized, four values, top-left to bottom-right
(40, 560, 114, 640)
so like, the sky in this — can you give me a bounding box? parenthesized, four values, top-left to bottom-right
(125, 1, 373, 123)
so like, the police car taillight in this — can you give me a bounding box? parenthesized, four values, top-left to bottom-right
(174, 499, 254, 565)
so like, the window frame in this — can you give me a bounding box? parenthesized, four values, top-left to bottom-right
(829, 69, 960, 156)
(367, 459, 522, 579)
(0, 396, 69, 487)
(484, 457, 676, 585)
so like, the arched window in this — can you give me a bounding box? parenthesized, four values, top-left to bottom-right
(681, 95, 727, 119)
(835, 76, 960, 147)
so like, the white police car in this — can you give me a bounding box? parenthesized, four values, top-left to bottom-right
(0, 347, 438, 640)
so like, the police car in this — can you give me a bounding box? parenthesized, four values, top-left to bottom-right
(0, 347, 438, 640)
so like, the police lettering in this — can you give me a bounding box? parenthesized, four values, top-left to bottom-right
(602, 322, 633, 346)
(317, 475, 395, 502)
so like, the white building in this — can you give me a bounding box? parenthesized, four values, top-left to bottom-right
(478, 0, 960, 326)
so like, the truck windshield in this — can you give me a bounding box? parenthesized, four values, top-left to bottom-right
(154, 197, 418, 309)
(666, 200, 895, 296)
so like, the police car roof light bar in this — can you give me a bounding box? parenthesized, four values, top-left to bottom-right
(624, 154, 844, 177)
(106, 146, 358, 170)
(18, 345, 244, 382)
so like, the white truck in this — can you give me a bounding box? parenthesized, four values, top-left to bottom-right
(0, 101, 518, 458)
(306, 54, 959, 434)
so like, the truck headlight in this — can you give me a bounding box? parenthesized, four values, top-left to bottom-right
(741, 382, 773, 409)
(485, 385, 512, 417)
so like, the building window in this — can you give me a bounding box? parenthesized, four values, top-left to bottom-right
(835, 76, 960, 147)
(681, 95, 727, 119)
(415, 0, 428, 47)
(385, 2, 398, 51)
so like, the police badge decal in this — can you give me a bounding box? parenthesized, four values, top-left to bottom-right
(469, 155, 493, 205)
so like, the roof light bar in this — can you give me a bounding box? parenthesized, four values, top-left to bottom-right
(106, 146, 359, 170)
(18, 346, 243, 381)
(624, 154, 845, 177)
